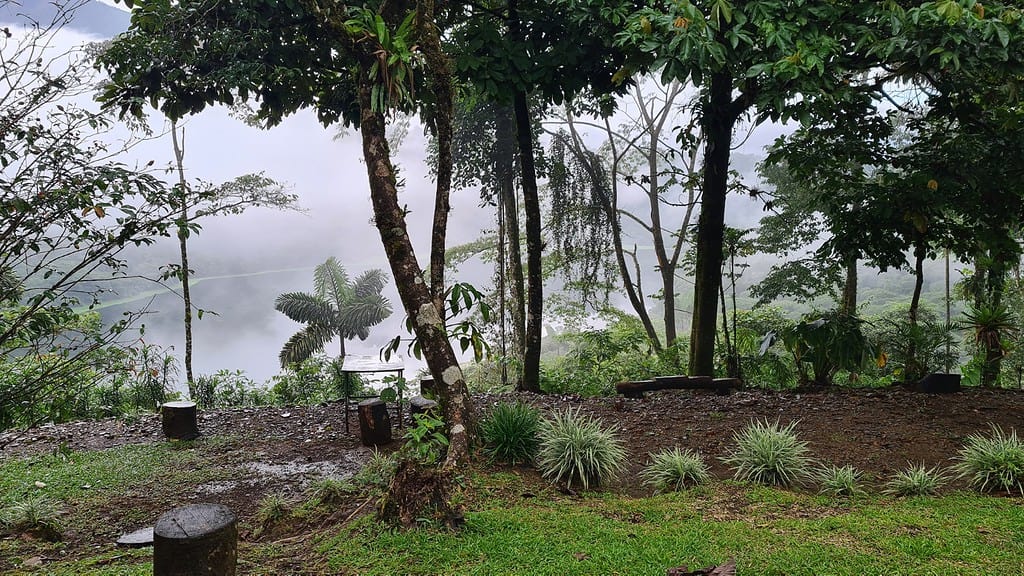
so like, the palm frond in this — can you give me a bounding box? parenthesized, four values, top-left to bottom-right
(353, 269, 389, 298)
(279, 324, 337, 367)
(274, 292, 337, 325)
(314, 257, 353, 307)
(340, 295, 393, 339)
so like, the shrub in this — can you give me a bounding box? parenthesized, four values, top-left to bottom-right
(0, 495, 62, 541)
(190, 370, 273, 408)
(640, 448, 712, 492)
(816, 464, 866, 498)
(480, 402, 541, 465)
(954, 425, 1024, 495)
(885, 464, 947, 497)
(536, 408, 625, 490)
(722, 419, 813, 486)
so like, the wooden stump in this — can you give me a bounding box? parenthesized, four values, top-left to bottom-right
(161, 401, 200, 441)
(358, 398, 392, 446)
(419, 377, 436, 400)
(917, 372, 962, 394)
(153, 503, 237, 576)
(409, 395, 438, 419)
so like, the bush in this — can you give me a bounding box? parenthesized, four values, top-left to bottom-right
(954, 425, 1024, 495)
(536, 408, 625, 490)
(0, 495, 62, 541)
(267, 355, 370, 406)
(885, 464, 947, 497)
(480, 402, 541, 465)
(640, 448, 712, 492)
(191, 370, 273, 408)
(540, 312, 662, 396)
(816, 464, 866, 498)
(722, 419, 814, 486)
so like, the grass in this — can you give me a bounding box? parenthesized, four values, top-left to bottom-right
(886, 464, 949, 497)
(0, 441, 1021, 575)
(721, 419, 814, 486)
(954, 425, 1024, 495)
(480, 402, 541, 465)
(640, 447, 712, 493)
(816, 464, 867, 498)
(321, 477, 1024, 575)
(536, 408, 625, 490)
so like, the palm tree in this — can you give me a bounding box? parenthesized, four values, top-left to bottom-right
(275, 257, 393, 366)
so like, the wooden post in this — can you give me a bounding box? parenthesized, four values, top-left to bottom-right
(161, 401, 200, 441)
(358, 399, 392, 446)
(153, 503, 237, 576)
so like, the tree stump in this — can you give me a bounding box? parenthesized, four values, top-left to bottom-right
(419, 377, 436, 399)
(358, 398, 392, 446)
(409, 395, 438, 418)
(161, 401, 200, 441)
(917, 372, 962, 394)
(153, 503, 237, 576)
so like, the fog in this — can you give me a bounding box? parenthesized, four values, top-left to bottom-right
(12, 1, 952, 390)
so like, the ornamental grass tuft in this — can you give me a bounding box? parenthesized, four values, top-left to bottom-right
(885, 464, 947, 497)
(640, 447, 712, 493)
(536, 408, 625, 490)
(721, 419, 813, 486)
(816, 464, 866, 498)
(480, 402, 541, 465)
(954, 425, 1024, 495)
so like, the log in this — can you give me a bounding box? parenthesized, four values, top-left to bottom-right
(358, 398, 392, 446)
(161, 401, 200, 441)
(616, 375, 736, 398)
(153, 503, 237, 576)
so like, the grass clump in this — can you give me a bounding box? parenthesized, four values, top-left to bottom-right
(0, 495, 62, 541)
(954, 425, 1024, 495)
(721, 419, 813, 486)
(351, 450, 398, 492)
(480, 402, 541, 465)
(640, 448, 712, 493)
(816, 464, 866, 498)
(885, 464, 947, 497)
(310, 478, 356, 504)
(536, 408, 625, 490)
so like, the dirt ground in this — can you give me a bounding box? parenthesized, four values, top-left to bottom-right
(1, 386, 1022, 572)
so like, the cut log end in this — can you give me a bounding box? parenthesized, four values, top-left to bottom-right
(161, 401, 200, 441)
(153, 503, 237, 576)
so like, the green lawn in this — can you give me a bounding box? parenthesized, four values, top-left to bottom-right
(2, 444, 1023, 575)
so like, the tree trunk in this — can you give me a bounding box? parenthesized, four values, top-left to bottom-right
(688, 73, 736, 377)
(170, 123, 194, 389)
(906, 239, 927, 382)
(513, 90, 543, 393)
(418, 0, 453, 313)
(356, 57, 474, 467)
(495, 107, 526, 383)
(840, 255, 857, 315)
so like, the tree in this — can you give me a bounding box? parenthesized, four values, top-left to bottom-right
(168, 121, 294, 387)
(98, 0, 477, 466)
(1, 0, 179, 434)
(449, 0, 628, 391)
(546, 78, 702, 359)
(275, 257, 392, 366)
(610, 0, 1024, 377)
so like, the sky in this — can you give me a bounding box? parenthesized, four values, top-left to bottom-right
(6, 0, 929, 388)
